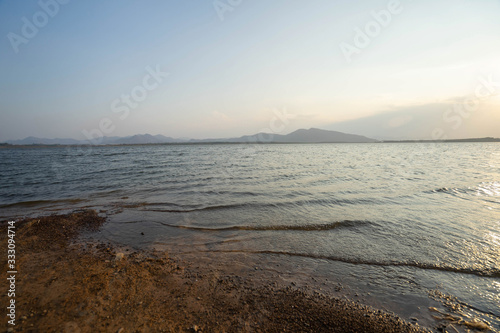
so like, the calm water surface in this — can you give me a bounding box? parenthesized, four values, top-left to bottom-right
(1, 143, 499, 330)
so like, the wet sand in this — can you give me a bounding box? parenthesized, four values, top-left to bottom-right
(1, 210, 430, 332)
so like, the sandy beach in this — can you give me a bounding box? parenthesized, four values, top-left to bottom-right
(0, 210, 432, 333)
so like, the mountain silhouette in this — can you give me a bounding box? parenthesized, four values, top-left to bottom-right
(5, 128, 377, 145)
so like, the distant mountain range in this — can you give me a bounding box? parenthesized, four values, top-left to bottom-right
(4, 128, 378, 145)
(195, 128, 378, 143)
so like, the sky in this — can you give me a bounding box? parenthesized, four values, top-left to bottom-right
(1, 0, 499, 141)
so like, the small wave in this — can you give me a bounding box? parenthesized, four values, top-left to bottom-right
(118, 197, 382, 213)
(99, 151, 130, 157)
(148, 203, 244, 213)
(430, 184, 500, 198)
(119, 202, 192, 210)
(428, 187, 476, 202)
(92, 190, 123, 198)
(431, 187, 468, 195)
(0, 198, 87, 209)
(160, 220, 370, 232)
(213, 250, 500, 279)
(433, 187, 451, 193)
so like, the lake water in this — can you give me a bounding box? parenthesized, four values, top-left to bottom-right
(1, 143, 499, 331)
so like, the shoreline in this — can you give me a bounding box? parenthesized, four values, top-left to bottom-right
(1, 138, 500, 150)
(2, 210, 433, 332)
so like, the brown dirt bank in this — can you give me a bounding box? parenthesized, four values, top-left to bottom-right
(1, 210, 430, 333)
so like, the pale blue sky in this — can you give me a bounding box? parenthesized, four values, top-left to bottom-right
(1, 0, 499, 141)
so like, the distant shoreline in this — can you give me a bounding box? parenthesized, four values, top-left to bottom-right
(381, 137, 500, 143)
(1, 138, 500, 148)
(4, 128, 500, 146)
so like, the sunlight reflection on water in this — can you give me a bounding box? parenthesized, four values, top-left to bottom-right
(476, 182, 500, 197)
